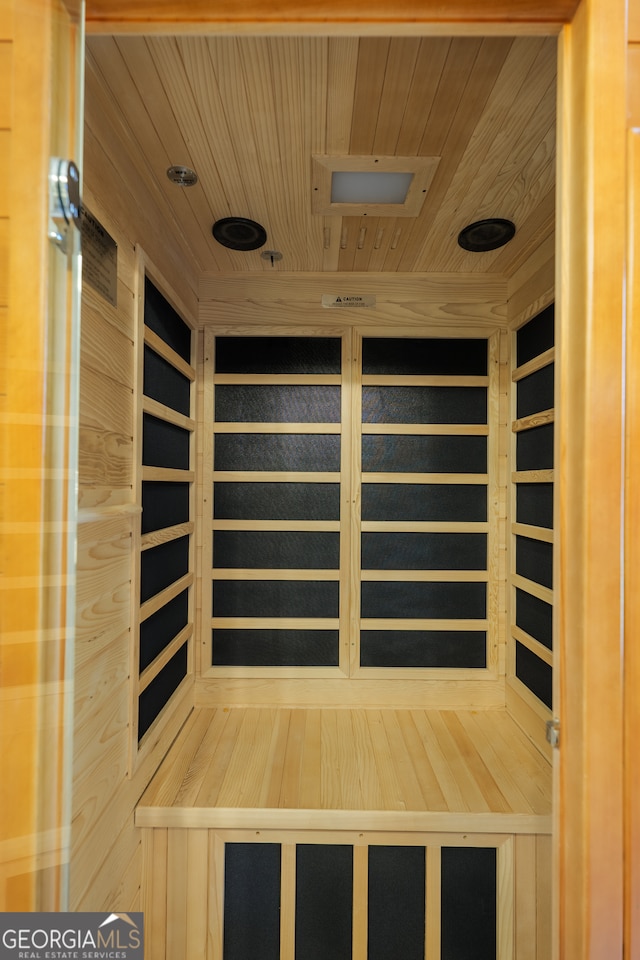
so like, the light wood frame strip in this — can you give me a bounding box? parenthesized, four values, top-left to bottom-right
(212, 373, 342, 385)
(210, 617, 341, 630)
(361, 520, 488, 532)
(212, 422, 342, 434)
(211, 569, 340, 581)
(511, 572, 553, 605)
(139, 624, 194, 694)
(141, 521, 195, 551)
(212, 519, 341, 531)
(425, 846, 441, 960)
(512, 408, 554, 433)
(511, 624, 553, 667)
(352, 844, 368, 960)
(143, 395, 196, 431)
(362, 374, 489, 387)
(142, 466, 196, 482)
(511, 347, 555, 382)
(212, 470, 340, 482)
(362, 472, 488, 484)
(140, 572, 194, 623)
(512, 521, 554, 543)
(360, 618, 488, 630)
(144, 325, 196, 381)
(511, 469, 554, 483)
(281, 844, 296, 960)
(361, 422, 489, 435)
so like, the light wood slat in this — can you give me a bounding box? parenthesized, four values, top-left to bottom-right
(511, 624, 554, 666)
(211, 617, 340, 630)
(497, 837, 515, 960)
(512, 407, 554, 433)
(362, 375, 489, 387)
(212, 471, 340, 482)
(361, 520, 488, 532)
(213, 373, 342, 385)
(362, 472, 488, 484)
(139, 624, 194, 694)
(136, 708, 552, 821)
(361, 570, 488, 582)
(143, 396, 195, 431)
(185, 829, 209, 959)
(361, 422, 489, 436)
(213, 422, 341, 434)
(511, 469, 554, 483)
(511, 572, 553, 605)
(212, 519, 341, 531)
(512, 347, 555, 382)
(140, 572, 194, 622)
(426, 846, 441, 960)
(512, 521, 554, 543)
(142, 466, 196, 482)
(145, 326, 196, 380)
(360, 618, 488, 630)
(141, 521, 195, 551)
(281, 844, 296, 960)
(353, 844, 369, 960)
(211, 568, 340, 580)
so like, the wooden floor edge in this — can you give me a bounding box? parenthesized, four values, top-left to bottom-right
(134, 806, 552, 835)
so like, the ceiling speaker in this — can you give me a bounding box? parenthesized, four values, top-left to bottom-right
(457, 218, 515, 252)
(212, 217, 267, 251)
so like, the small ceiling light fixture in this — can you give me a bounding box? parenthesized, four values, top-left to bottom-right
(166, 164, 198, 186)
(212, 217, 267, 251)
(312, 155, 440, 218)
(457, 218, 516, 252)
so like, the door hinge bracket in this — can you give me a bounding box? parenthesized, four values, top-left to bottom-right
(546, 718, 560, 748)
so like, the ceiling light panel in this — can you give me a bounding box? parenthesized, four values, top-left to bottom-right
(312, 155, 440, 218)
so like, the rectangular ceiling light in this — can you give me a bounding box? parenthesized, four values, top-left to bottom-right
(312, 155, 440, 218)
(330, 171, 414, 204)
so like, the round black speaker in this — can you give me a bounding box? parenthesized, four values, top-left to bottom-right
(457, 218, 516, 252)
(212, 217, 267, 251)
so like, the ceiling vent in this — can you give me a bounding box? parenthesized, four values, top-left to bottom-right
(212, 217, 267, 251)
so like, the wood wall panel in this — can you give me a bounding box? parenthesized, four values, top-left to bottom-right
(70, 54, 199, 911)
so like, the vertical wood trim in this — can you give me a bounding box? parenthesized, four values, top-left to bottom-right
(497, 836, 515, 960)
(209, 833, 225, 960)
(186, 829, 210, 958)
(514, 834, 536, 960)
(536, 833, 552, 960)
(348, 327, 362, 676)
(280, 843, 296, 960)
(487, 330, 503, 678)
(624, 128, 640, 960)
(352, 842, 368, 960)
(143, 828, 167, 960)
(557, 2, 626, 957)
(425, 844, 441, 960)
(166, 829, 188, 959)
(202, 327, 216, 675)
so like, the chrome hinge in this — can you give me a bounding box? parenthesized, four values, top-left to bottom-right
(546, 718, 560, 748)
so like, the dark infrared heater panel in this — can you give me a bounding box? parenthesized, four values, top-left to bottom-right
(516, 363, 554, 420)
(516, 483, 554, 529)
(361, 532, 487, 570)
(515, 536, 553, 589)
(516, 304, 554, 367)
(214, 434, 341, 472)
(362, 435, 486, 474)
(515, 587, 553, 650)
(140, 536, 189, 603)
(516, 641, 553, 709)
(360, 630, 486, 668)
(213, 580, 339, 619)
(142, 414, 190, 470)
(441, 847, 497, 960)
(516, 424, 554, 471)
(144, 276, 191, 362)
(214, 482, 340, 521)
(143, 345, 191, 416)
(215, 384, 341, 423)
(361, 483, 487, 522)
(212, 629, 339, 667)
(213, 530, 340, 569)
(223, 844, 281, 960)
(215, 336, 341, 374)
(368, 846, 426, 960)
(140, 589, 189, 673)
(362, 337, 487, 376)
(142, 481, 189, 534)
(137, 642, 187, 741)
(362, 386, 487, 424)
(296, 845, 353, 960)
(361, 581, 486, 620)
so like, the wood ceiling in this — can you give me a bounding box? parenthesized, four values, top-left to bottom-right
(85, 34, 556, 276)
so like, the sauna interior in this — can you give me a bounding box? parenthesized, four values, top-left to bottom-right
(75, 31, 556, 959)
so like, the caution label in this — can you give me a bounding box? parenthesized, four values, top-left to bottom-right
(321, 294, 376, 309)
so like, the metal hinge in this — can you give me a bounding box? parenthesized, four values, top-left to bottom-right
(546, 718, 560, 748)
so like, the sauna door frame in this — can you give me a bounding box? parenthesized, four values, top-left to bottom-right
(82, 3, 627, 958)
(11, 0, 613, 956)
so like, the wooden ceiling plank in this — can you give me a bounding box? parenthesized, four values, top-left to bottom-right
(326, 37, 360, 154)
(371, 37, 422, 155)
(472, 187, 555, 276)
(395, 37, 451, 156)
(414, 38, 550, 251)
(114, 36, 235, 273)
(84, 44, 219, 277)
(266, 36, 327, 270)
(392, 37, 515, 272)
(349, 37, 391, 155)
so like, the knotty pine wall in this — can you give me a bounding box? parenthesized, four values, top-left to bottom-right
(71, 52, 198, 910)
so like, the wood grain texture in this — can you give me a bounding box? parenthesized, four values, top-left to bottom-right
(137, 706, 551, 830)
